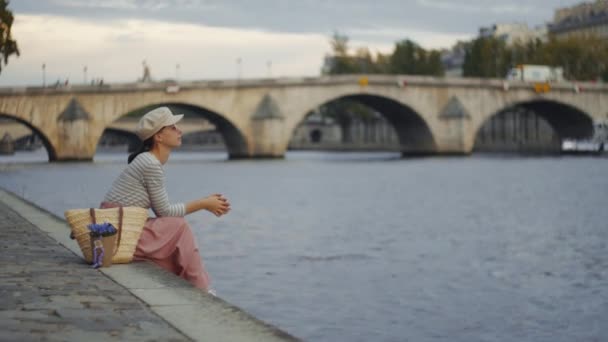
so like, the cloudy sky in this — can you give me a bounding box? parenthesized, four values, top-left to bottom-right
(1, 0, 584, 86)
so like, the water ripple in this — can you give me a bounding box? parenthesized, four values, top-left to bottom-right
(295, 253, 372, 263)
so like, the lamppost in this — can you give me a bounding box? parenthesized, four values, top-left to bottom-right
(236, 57, 242, 80)
(176, 63, 180, 81)
(267, 60, 272, 78)
(42, 63, 46, 88)
(83, 65, 88, 84)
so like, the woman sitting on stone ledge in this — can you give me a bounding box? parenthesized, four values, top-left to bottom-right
(101, 106, 231, 292)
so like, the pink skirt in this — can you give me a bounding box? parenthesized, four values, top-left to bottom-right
(100, 202, 210, 291)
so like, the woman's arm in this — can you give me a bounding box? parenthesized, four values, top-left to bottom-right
(185, 194, 230, 216)
(143, 163, 186, 217)
(142, 160, 230, 217)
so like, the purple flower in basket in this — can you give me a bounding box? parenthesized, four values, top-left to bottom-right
(88, 222, 117, 269)
(92, 239, 105, 269)
(88, 221, 117, 237)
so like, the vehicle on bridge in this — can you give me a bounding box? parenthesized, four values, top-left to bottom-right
(506, 64, 564, 83)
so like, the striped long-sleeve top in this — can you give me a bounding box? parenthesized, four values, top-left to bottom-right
(103, 152, 186, 217)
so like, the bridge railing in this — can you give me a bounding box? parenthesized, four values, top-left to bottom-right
(1, 75, 606, 95)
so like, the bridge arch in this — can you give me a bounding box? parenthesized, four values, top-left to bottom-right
(288, 92, 437, 155)
(97, 128, 140, 153)
(181, 129, 224, 147)
(516, 100, 594, 139)
(101, 102, 248, 158)
(473, 99, 594, 151)
(0, 113, 57, 161)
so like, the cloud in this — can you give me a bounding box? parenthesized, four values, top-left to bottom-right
(347, 27, 473, 50)
(14, 0, 578, 39)
(416, 0, 535, 14)
(0, 14, 332, 86)
(50, 0, 225, 11)
(2, 0, 587, 86)
(50, 0, 138, 10)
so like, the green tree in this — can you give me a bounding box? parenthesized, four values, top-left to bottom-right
(374, 52, 391, 74)
(508, 38, 544, 67)
(463, 35, 608, 81)
(390, 39, 444, 76)
(542, 36, 608, 80)
(389, 39, 417, 74)
(463, 36, 509, 78)
(354, 47, 376, 73)
(323, 31, 357, 75)
(425, 50, 445, 76)
(0, 0, 19, 74)
(330, 31, 349, 56)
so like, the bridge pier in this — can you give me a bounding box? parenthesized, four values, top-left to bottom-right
(247, 119, 287, 158)
(246, 94, 288, 158)
(428, 96, 475, 155)
(55, 121, 96, 161)
(53, 99, 98, 162)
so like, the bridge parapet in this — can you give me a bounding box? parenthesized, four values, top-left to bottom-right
(2, 75, 606, 96)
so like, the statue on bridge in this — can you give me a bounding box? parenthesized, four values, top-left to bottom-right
(141, 60, 152, 83)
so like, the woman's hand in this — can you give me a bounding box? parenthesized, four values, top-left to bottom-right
(185, 194, 231, 216)
(203, 194, 231, 217)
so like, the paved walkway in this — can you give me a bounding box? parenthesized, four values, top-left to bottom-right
(0, 189, 299, 342)
(0, 200, 190, 341)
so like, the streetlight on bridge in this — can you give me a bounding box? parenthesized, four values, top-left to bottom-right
(267, 60, 272, 78)
(236, 57, 242, 80)
(176, 63, 180, 81)
(83, 65, 88, 85)
(42, 63, 46, 88)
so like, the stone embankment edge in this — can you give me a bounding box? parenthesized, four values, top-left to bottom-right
(0, 187, 299, 342)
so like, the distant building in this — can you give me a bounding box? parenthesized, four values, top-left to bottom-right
(549, 0, 608, 40)
(479, 23, 548, 45)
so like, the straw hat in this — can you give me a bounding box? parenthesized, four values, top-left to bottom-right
(135, 107, 184, 141)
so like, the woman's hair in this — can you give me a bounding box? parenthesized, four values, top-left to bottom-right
(127, 137, 154, 164)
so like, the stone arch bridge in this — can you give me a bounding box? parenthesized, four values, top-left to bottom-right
(0, 75, 606, 161)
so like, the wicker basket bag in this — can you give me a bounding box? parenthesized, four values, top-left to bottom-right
(64, 207, 149, 264)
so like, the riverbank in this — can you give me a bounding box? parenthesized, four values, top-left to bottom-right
(0, 187, 298, 342)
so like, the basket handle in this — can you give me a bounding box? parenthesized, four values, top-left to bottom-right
(89, 207, 124, 256)
(89, 208, 96, 224)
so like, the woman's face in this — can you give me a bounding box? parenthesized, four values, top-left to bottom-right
(156, 124, 183, 148)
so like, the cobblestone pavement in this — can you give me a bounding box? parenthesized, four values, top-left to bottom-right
(0, 201, 190, 341)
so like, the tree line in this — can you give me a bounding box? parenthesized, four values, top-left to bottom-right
(323, 31, 608, 82)
(462, 35, 608, 81)
(323, 32, 444, 77)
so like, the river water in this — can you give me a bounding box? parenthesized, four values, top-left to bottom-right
(1, 150, 607, 342)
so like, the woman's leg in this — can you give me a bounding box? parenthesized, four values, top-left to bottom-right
(134, 217, 210, 291)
